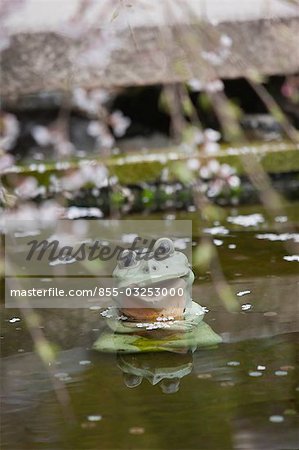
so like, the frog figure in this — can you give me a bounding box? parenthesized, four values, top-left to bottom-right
(113, 238, 195, 322)
(93, 237, 222, 353)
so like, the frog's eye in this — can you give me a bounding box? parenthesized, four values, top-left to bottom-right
(118, 250, 137, 268)
(153, 238, 174, 259)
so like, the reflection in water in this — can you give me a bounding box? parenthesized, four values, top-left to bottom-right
(117, 352, 194, 394)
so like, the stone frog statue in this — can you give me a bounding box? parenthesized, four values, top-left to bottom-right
(93, 237, 222, 353)
(112, 237, 196, 322)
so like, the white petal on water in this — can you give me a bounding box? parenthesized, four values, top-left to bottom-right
(49, 258, 77, 266)
(54, 372, 69, 379)
(241, 304, 252, 311)
(227, 361, 240, 367)
(9, 317, 21, 323)
(227, 214, 264, 227)
(275, 370, 288, 376)
(283, 255, 299, 262)
(203, 226, 229, 236)
(237, 290, 251, 297)
(165, 214, 176, 220)
(248, 371, 263, 377)
(256, 233, 299, 243)
(14, 229, 40, 237)
(269, 415, 284, 423)
(100, 308, 113, 317)
(275, 216, 288, 223)
(87, 415, 102, 422)
(213, 239, 223, 246)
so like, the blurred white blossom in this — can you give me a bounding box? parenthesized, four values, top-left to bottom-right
(205, 80, 224, 93)
(205, 128, 221, 142)
(220, 34, 233, 48)
(61, 161, 109, 191)
(0, 153, 14, 173)
(87, 120, 115, 148)
(201, 34, 232, 66)
(188, 79, 203, 92)
(31, 124, 74, 157)
(72, 88, 110, 116)
(0, 200, 63, 231)
(32, 125, 52, 146)
(15, 177, 39, 199)
(194, 156, 241, 200)
(110, 110, 131, 137)
(0, 112, 20, 151)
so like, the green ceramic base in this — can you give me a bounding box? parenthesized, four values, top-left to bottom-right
(93, 320, 222, 353)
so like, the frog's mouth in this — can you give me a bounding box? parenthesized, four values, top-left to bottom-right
(117, 275, 189, 312)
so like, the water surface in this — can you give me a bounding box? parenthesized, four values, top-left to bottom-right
(1, 203, 298, 450)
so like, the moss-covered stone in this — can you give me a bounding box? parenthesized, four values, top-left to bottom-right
(3, 141, 299, 187)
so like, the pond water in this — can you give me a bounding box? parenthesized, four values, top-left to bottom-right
(1, 202, 299, 450)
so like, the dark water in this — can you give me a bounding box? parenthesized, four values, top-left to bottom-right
(1, 203, 299, 450)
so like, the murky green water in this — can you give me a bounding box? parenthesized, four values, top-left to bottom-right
(1, 203, 299, 450)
